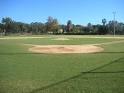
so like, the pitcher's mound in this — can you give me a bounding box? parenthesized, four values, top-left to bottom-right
(29, 45, 103, 54)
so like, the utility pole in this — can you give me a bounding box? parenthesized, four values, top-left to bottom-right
(113, 12, 116, 36)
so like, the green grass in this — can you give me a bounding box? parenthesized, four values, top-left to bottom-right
(0, 35, 124, 93)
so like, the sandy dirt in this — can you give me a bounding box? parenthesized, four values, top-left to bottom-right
(25, 39, 124, 54)
(52, 38, 70, 40)
(28, 45, 104, 54)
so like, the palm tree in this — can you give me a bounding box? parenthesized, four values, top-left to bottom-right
(101, 18, 108, 34)
(102, 18, 107, 26)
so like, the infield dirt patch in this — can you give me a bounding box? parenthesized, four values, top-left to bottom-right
(28, 45, 104, 54)
(52, 38, 70, 40)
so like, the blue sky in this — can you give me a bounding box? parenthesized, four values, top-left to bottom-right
(0, 0, 124, 25)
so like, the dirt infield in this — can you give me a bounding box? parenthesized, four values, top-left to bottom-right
(26, 40, 124, 54)
(52, 38, 70, 40)
(28, 45, 104, 54)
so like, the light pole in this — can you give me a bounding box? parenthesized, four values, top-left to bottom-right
(113, 12, 116, 36)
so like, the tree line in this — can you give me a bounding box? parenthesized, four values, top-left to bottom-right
(0, 16, 124, 35)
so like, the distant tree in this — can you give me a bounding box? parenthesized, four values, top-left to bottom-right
(2, 17, 13, 24)
(38, 23, 46, 34)
(102, 18, 107, 26)
(113, 22, 124, 34)
(100, 18, 108, 34)
(31, 22, 39, 34)
(107, 20, 118, 34)
(1, 17, 13, 35)
(46, 16, 59, 33)
(92, 25, 99, 34)
(52, 18, 59, 33)
(107, 21, 113, 34)
(87, 23, 93, 33)
(66, 20, 73, 32)
(30, 22, 46, 34)
(1, 16, 124, 35)
(60, 24, 66, 33)
(117, 23, 124, 34)
(0, 23, 4, 32)
(73, 25, 82, 33)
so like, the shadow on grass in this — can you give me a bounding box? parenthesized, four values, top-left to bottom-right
(29, 57, 124, 93)
(82, 71, 124, 73)
(0, 52, 45, 55)
(0, 52, 124, 55)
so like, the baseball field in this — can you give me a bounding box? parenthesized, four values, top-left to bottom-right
(0, 35, 124, 93)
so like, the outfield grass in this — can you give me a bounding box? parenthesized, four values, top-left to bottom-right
(0, 35, 124, 93)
